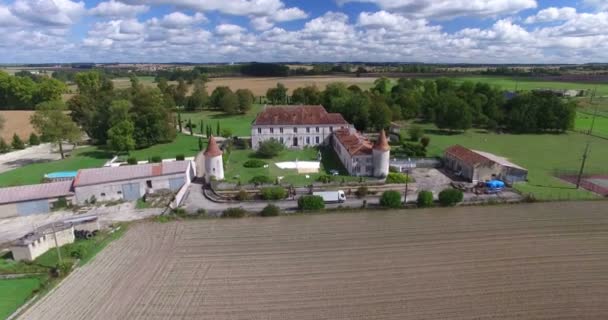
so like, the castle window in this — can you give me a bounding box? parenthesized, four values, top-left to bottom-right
(257, 128, 262, 134)
(316, 136, 320, 144)
(101, 193, 106, 197)
(316, 127, 320, 132)
(306, 137, 310, 144)
(293, 127, 297, 133)
(280, 127, 283, 133)
(306, 127, 310, 133)
(330, 126, 333, 132)
(270, 128, 274, 133)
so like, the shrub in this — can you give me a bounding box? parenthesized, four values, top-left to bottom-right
(408, 125, 424, 141)
(195, 208, 207, 215)
(420, 136, 431, 148)
(249, 175, 273, 185)
(438, 189, 464, 207)
(150, 156, 162, 163)
(243, 159, 267, 168)
(52, 197, 69, 210)
(355, 186, 368, 198)
(317, 175, 333, 183)
(69, 243, 88, 259)
(401, 143, 426, 157)
(55, 262, 73, 277)
(389, 165, 399, 173)
(260, 204, 281, 217)
(11, 133, 25, 150)
(261, 187, 287, 200)
(172, 208, 188, 217)
(0, 138, 9, 153)
(380, 190, 402, 208)
(220, 128, 233, 138)
(127, 157, 138, 165)
(417, 191, 434, 208)
(235, 189, 251, 201)
(175, 154, 185, 161)
(298, 195, 325, 210)
(29, 133, 40, 146)
(385, 172, 413, 184)
(256, 138, 284, 158)
(222, 207, 247, 218)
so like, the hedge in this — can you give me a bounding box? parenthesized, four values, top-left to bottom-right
(438, 189, 464, 207)
(385, 172, 414, 184)
(298, 195, 325, 210)
(243, 159, 267, 168)
(417, 190, 434, 208)
(175, 154, 185, 161)
(379, 190, 402, 208)
(261, 187, 287, 200)
(222, 207, 247, 218)
(249, 175, 273, 185)
(260, 204, 281, 217)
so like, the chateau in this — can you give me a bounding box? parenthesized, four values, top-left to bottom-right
(252, 105, 390, 178)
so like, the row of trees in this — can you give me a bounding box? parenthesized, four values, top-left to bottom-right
(0, 71, 67, 109)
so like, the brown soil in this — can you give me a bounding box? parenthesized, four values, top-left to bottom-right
(0, 110, 35, 141)
(20, 202, 608, 320)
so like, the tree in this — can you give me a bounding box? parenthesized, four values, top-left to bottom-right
(298, 195, 325, 210)
(292, 86, 321, 105)
(186, 85, 208, 111)
(11, 133, 25, 150)
(29, 133, 40, 146)
(174, 78, 188, 106)
(177, 112, 182, 132)
(379, 190, 402, 208)
(216, 122, 220, 136)
(130, 87, 176, 148)
(210, 86, 232, 110)
(369, 102, 392, 131)
(188, 119, 193, 135)
(199, 120, 204, 135)
(221, 128, 233, 138)
(0, 138, 9, 153)
(266, 83, 288, 104)
(438, 189, 464, 206)
(198, 137, 204, 151)
(408, 125, 424, 141)
(31, 100, 81, 159)
(420, 136, 431, 148)
(219, 91, 239, 114)
(0, 114, 4, 132)
(256, 138, 284, 158)
(235, 89, 254, 113)
(435, 93, 472, 132)
(107, 120, 135, 154)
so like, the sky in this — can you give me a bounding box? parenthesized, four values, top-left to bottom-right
(0, 0, 607, 63)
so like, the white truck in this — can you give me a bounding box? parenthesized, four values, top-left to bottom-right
(313, 190, 346, 203)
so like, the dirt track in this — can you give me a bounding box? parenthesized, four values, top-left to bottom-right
(20, 202, 608, 319)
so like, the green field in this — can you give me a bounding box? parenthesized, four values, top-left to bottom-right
(180, 104, 263, 137)
(224, 146, 362, 186)
(124, 134, 202, 161)
(0, 276, 46, 319)
(575, 112, 608, 138)
(443, 76, 608, 96)
(412, 124, 608, 200)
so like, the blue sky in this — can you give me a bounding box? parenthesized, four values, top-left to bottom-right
(0, 0, 607, 63)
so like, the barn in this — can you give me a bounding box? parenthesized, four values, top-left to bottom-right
(72, 161, 194, 204)
(444, 145, 528, 183)
(0, 181, 74, 219)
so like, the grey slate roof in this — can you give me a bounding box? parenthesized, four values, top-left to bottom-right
(73, 161, 190, 187)
(0, 181, 73, 205)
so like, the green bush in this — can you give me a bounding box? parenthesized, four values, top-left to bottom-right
(195, 208, 207, 216)
(69, 243, 88, 259)
(150, 156, 162, 163)
(11, 133, 25, 150)
(52, 197, 69, 210)
(175, 154, 185, 161)
(172, 208, 188, 217)
(417, 190, 434, 208)
(261, 187, 287, 200)
(438, 189, 464, 207)
(55, 262, 73, 277)
(222, 207, 247, 218)
(29, 133, 40, 146)
(127, 157, 138, 165)
(355, 186, 368, 198)
(256, 138, 284, 158)
(0, 138, 9, 153)
(243, 159, 267, 168)
(420, 136, 431, 148)
(235, 189, 251, 201)
(408, 125, 424, 141)
(380, 190, 402, 208)
(401, 143, 426, 157)
(389, 166, 399, 173)
(317, 175, 333, 183)
(260, 204, 281, 217)
(298, 195, 325, 210)
(385, 172, 413, 184)
(249, 175, 273, 185)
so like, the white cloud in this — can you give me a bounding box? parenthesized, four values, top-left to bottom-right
(250, 16, 273, 30)
(11, 0, 85, 26)
(525, 7, 577, 24)
(152, 12, 206, 29)
(585, 0, 608, 11)
(90, 0, 148, 18)
(338, 0, 537, 19)
(0, 5, 22, 27)
(216, 24, 246, 36)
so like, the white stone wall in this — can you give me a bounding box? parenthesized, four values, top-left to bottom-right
(74, 173, 187, 204)
(332, 137, 373, 176)
(205, 155, 224, 181)
(252, 124, 349, 149)
(373, 149, 390, 178)
(12, 227, 75, 261)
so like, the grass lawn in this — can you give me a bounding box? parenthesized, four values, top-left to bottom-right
(576, 112, 608, 139)
(407, 123, 608, 200)
(0, 276, 46, 319)
(224, 146, 363, 186)
(446, 76, 608, 95)
(125, 134, 203, 161)
(0, 147, 110, 187)
(180, 104, 263, 137)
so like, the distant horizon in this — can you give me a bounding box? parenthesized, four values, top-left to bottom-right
(2, 62, 606, 67)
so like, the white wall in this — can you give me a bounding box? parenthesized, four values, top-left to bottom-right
(332, 138, 373, 176)
(252, 124, 350, 149)
(11, 227, 75, 261)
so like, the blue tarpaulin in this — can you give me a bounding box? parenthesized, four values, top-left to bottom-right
(486, 180, 505, 189)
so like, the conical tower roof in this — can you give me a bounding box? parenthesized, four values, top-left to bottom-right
(204, 135, 223, 157)
(373, 129, 390, 151)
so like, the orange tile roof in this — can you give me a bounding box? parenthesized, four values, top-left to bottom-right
(204, 135, 223, 157)
(253, 105, 349, 126)
(334, 129, 374, 156)
(373, 130, 390, 151)
(444, 145, 492, 167)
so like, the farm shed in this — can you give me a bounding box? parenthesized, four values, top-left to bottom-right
(11, 224, 75, 261)
(444, 145, 528, 183)
(72, 161, 194, 204)
(0, 181, 74, 219)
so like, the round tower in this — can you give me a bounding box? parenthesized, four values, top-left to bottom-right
(204, 135, 224, 181)
(372, 129, 390, 178)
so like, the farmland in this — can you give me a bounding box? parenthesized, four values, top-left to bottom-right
(0, 111, 35, 141)
(0, 276, 45, 319)
(19, 202, 608, 319)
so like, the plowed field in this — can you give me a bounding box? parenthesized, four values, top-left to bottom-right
(20, 202, 608, 319)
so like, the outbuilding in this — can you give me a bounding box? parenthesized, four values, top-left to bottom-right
(11, 223, 75, 261)
(72, 161, 194, 204)
(0, 181, 74, 219)
(444, 145, 528, 183)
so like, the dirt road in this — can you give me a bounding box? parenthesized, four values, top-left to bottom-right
(20, 202, 608, 319)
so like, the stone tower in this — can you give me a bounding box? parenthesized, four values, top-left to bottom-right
(204, 135, 224, 181)
(372, 129, 390, 178)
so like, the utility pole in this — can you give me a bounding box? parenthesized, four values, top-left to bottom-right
(589, 103, 599, 135)
(576, 142, 591, 189)
(51, 222, 63, 265)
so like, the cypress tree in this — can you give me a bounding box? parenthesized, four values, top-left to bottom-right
(216, 122, 220, 136)
(188, 119, 193, 135)
(198, 137, 203, 151)
(199, 120, 204, 135)
(177, 112, 182, 132)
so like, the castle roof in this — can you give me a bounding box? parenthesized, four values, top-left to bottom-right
(204, 136, 223, 157)
(253, 105, 349, 126)
(373, 130, 390, 151)
(334, 129, 374, 156)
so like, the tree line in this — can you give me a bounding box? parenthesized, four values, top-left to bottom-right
(0, 71, 67, 109)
